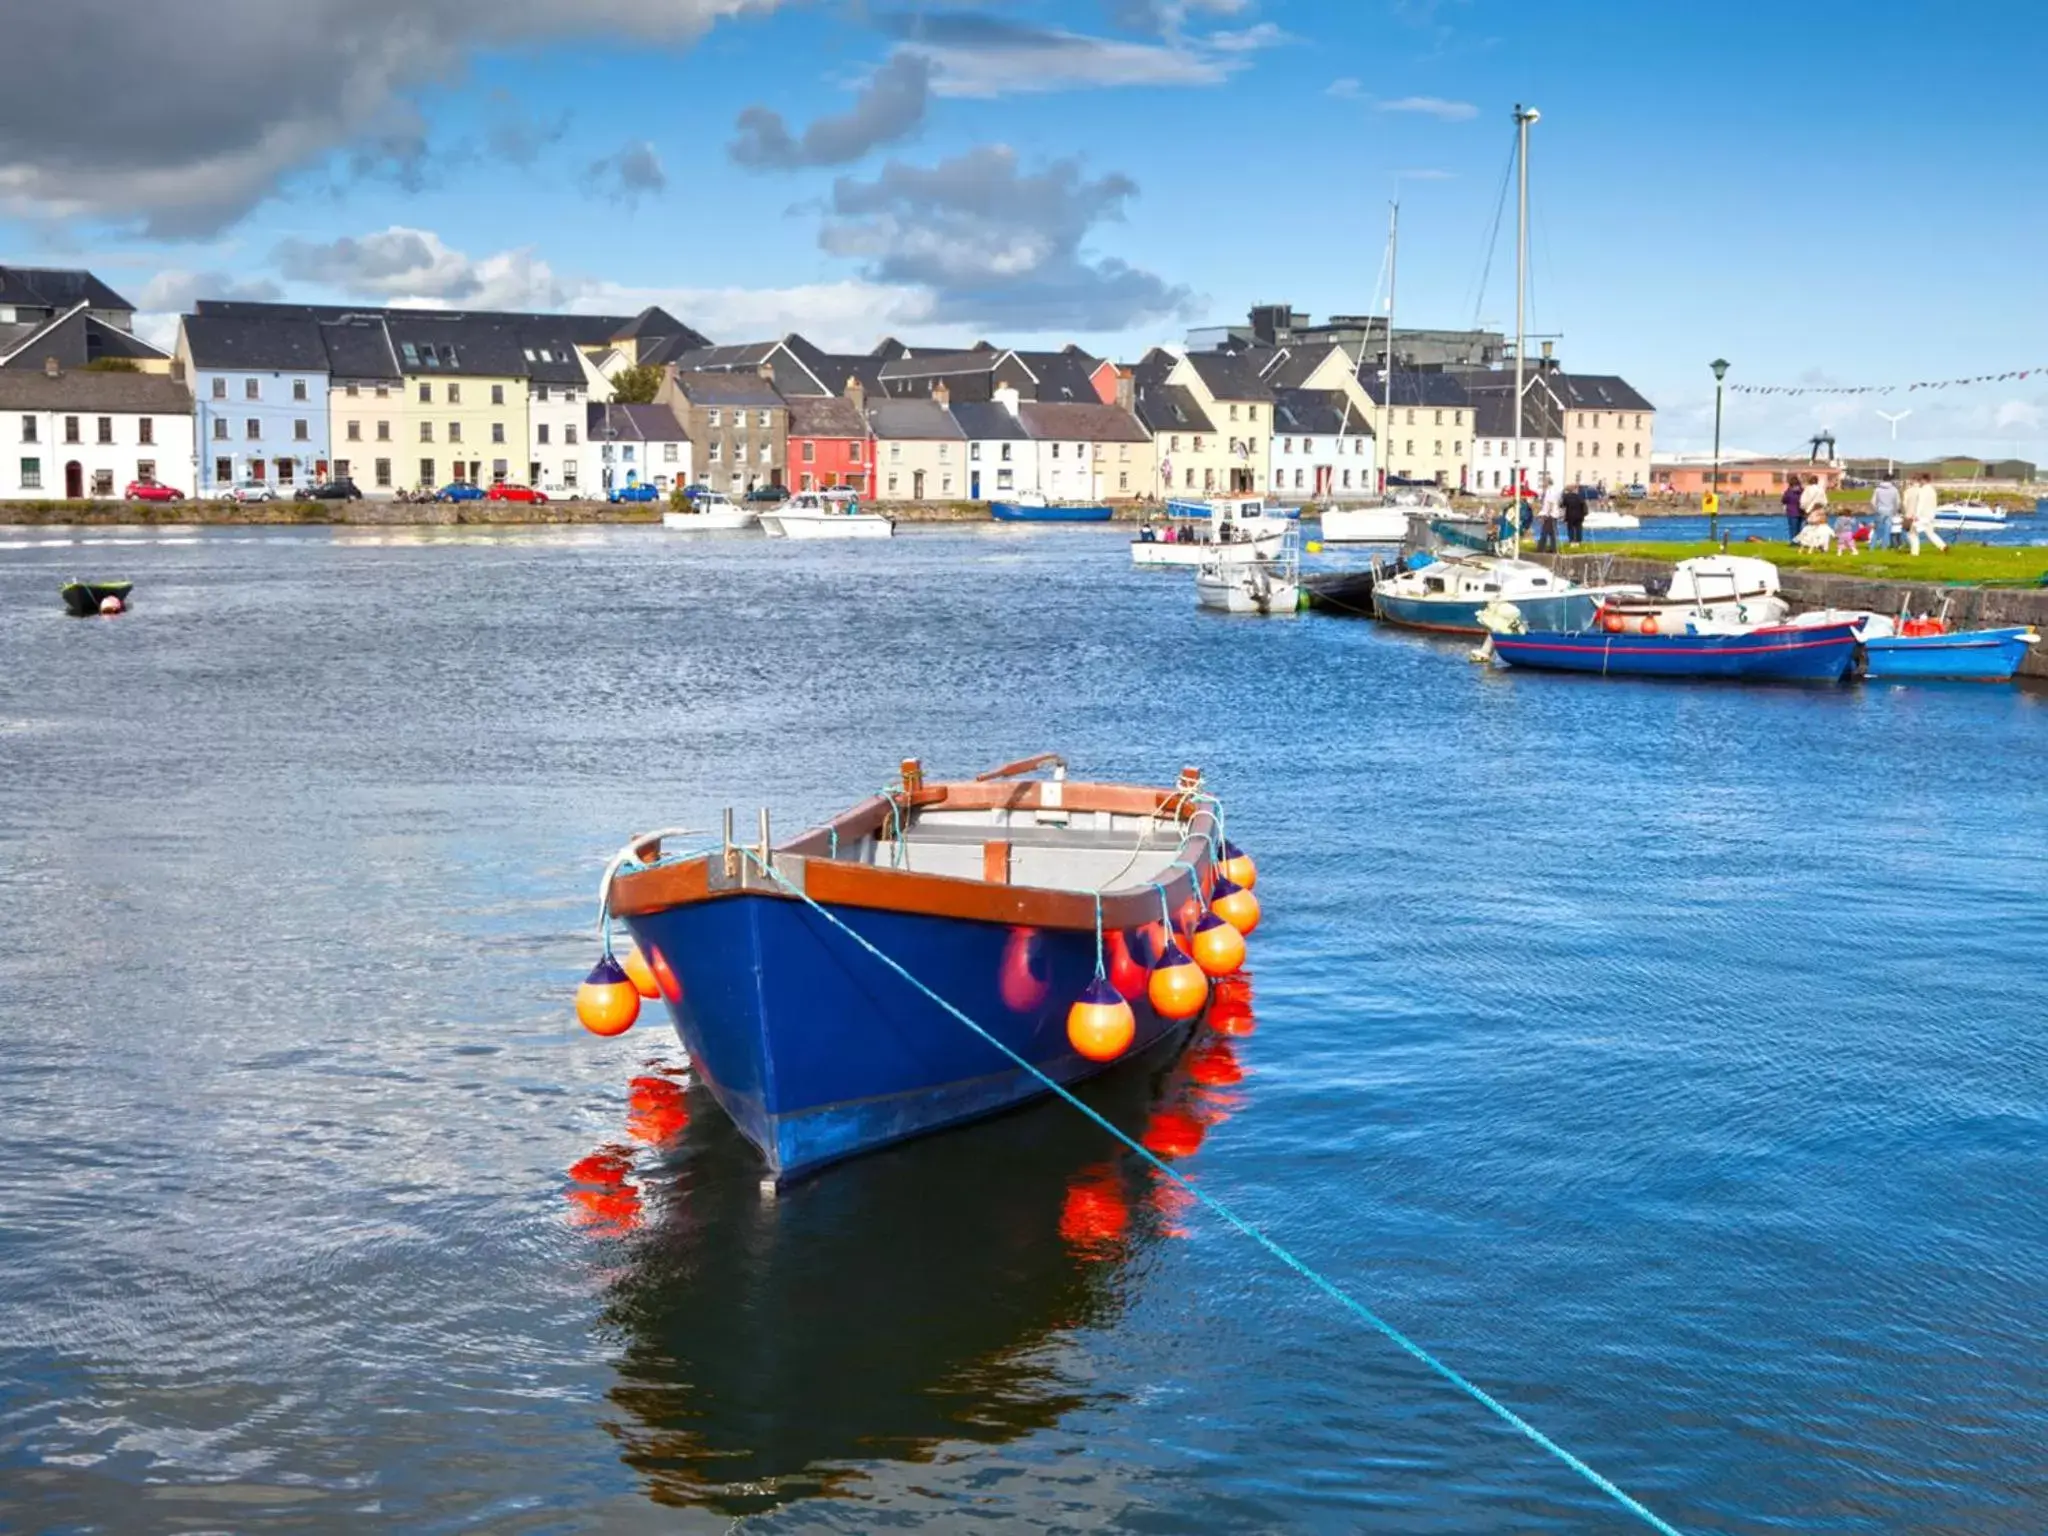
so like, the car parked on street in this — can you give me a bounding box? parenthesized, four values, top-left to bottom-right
(485, 483, 549, 504)
(436, 482, 487, 502)
(212, 480, 277, 503)
(607, 483, 659, 504)
(296, 479, 363, 501)
(125, 481, 184, 502)
(745, 483, 790, 504)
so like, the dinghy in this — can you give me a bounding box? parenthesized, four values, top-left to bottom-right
(597, 757, 1240, 1183)
(60, 580, 132, 616)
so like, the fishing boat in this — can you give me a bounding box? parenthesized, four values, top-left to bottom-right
(1488, 618, 1860, 682)
(599, 757, 1228, 1182)
(1371, 552, 1613, 635)
(661, 489, 756, 532)
(1596, 554, 1790, 628)
(1194, 530, 1301, 616)
(1132, 497, 1289, 567)
(60, 579, 132, 616)
(1932, 500, 2007, 531)
(759, 489, 894, 540)
(1862, 624, 2038, 681)
(990, 491, 1112, 523)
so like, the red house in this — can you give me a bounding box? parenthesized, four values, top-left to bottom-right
(786, 386, 874, 495)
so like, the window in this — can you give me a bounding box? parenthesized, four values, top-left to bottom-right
(888, 473, 899, 493)
(136, 459, 156, 483)
(664, 442, 679, 463)
(942, 475, 953, 494)
(1119, 472, 1129, 491)
(213, 419, 228, 441)
(968, 442, 980, 462)
(1295, 469, 1305, 489)
(1481, 440, 1491, 457)
(758, 410, 771, 428)
(1434, 441, 1442, 455)
(92, 469, 113, 496)
(1193, 435, 1204, 452)
(709, 442, 721, 463)
(564, 425, 578, 445)
(376, 421, 390, 442)
(492, 459, 507, 483)
(421, 422, 434, 442)
(1248, 406, 1258, 422)
(802, 440, 816, 463)
(449, 422, 462, 443)
(849, 441, 861, 462)
(1615, 443, 1625, 459)
(1456, 411, 1466, 427)
(211, 378, 227, 400)
(534, 385, 549, 402)
(563, 461, 578, 486)
(402, 342, 420, 367)
(1632, 442, 1640, 458)
(1406, 410, 1415, 426)
(491, 422, 505, 445)
(490, 384, 504, 406)
(420, 458, 436, 485)
(63, 416, 79, 443)
(214, 457, 231, 484)
(1283, 437, 1293, 453)
(375, 385, 389, 399)
(419, 383, 433, 404)
(1229, 403, 1239, 421)
(246, 419, 261, 441)
(1453, 442, 1463, 457)
(245, 378, 260, 400)
(1591, 442, 1600, 457)
(1342, 469, 1352, 489)
(707, 409, 721, 427)
(1169, 435, 1180, 453)
(1184, 468, 1194, 489)
(1434, 410, 1443, 426)
(18, 415, 33, 444)
(537, 424, 550, 445)
(346, 383, 359, 398)
(1119, 444, 1129, 461)
(1050, 443, 1060, 459)
(1405, 440, 1414, 455)
(293, 379, 308, 402)
(622, 446, 635, 463)
(345, 420, 361, 442)
(1203, 467, 1215, 491)
(1574, 441, 1582, 456)
(449, 383, 462, 405)
(890, 443, 901, 462)
(138, 418, 153, 446)
(757, 444, 770, 463)
(19, 457, 40, 489)
(997, 468, 1013, 489)
(95, 416, 113, 444)
(1274, 467, 1285, 488)
(334, 459, 350, 480)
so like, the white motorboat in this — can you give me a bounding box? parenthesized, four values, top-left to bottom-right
(759, 490, 894, 540)
(1581, 507, 1642, 531)
(1195, 529, 1301, 616)
(662, 490, 756, 532)
(1598, 554, 1789, 627)
(1320, 488, 1446, 545)
(1373, 553, 1615, 634)
(1933, 500, 2007, 531)
(1132, 496, 1290, 567)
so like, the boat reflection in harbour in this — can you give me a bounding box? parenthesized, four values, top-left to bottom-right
(575, 985, 1260, 1518)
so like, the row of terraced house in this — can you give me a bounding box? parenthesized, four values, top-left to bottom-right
(0, 265, 1657, 503)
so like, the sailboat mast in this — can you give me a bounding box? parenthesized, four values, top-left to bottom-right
(1382, 201, 1398, 495)
(1510, 104, 1538, 557)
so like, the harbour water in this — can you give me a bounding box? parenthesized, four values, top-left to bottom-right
(2, 524, 2044, 1532)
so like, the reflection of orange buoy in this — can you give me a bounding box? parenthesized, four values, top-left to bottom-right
(1209, 977, 1255, 1036)
(620, 945, 661, 999)
(576, 955, 640, 1036)
(1066, 977, 1136, 1062)
(627, 1099, 689, 1146)
(1147, 942, 1209, 1021)
(628, 1074, 683, 1111)
(568, 1150, 632, 1186)
(1104, 928, 1148, 1001)
(1190, 913, 1246, 978)
(1060, 1166, 1129, 1253)
(1210, 877, 1261, 937)
(998, 927, 1052, 1013)
(1134, 920, 1170, 966)
(1212, 1006, 1256, 1038)
(646, 945, 682, 1003)
(1142, 1108, 1207, 1160)
(1188, 1039, 1243, 1087)
(1218, 840, 1257, 890)
(565, 1181, 643, 1236)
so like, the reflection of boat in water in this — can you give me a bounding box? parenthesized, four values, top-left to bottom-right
(593, 1003, 1255, 1517)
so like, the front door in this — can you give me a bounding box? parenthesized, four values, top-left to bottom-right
(971, 470, 980, 499)
(64, 460, 82, 498)
(913, 468, 925, 499)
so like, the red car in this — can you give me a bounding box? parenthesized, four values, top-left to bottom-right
(125, 481, 185, 502)
(485, 483, 549, 504)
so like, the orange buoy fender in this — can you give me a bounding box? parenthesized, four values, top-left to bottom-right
(1189, 913, 1246, 978)
(1147, 942, 1209, 1021)
(1210, 876, 1261, 936)
(620, 945, 661, 1000)
(1217, 840, 1257, 890)
(1066, 977, 1137, 1062)
(1638, 615, 1661, 636)
(576, 955, 641, 1037)
(1104, 928, 1149, 1002)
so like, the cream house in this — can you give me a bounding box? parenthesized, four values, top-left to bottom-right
(867, 396, 967, 501)
(1014, 396, 1155, 502)
(1556, 374, 1655, 493)
(1357, 370, 1472, 489)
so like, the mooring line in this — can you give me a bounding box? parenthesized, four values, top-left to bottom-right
(745, 849, 1685, 1535)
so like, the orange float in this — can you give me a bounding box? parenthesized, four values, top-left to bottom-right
(1638, 615, 1661, 636)
(576, 955, 640, 1037)
(1217, 840, 1257, 890)
(1066, 977, 1137, 1062)
(1602, 612, 1627, 634)
(1189, 913, 1246, 978)
(620, 945, 661, 1000)
(1147, 942, 1209, 1021)
(1210, 876, 1261, 936)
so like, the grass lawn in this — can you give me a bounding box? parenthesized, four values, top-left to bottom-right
(1598, 541, 2048, 585)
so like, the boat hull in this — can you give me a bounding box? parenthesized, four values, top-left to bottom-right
(1132, 533, 1285, 567)
(1318, 508, 1407, 543)
(662, 508, 756, 531)
(624, 895, 1194, 1182)
(60, 580, 133, 616)
(1493, 623, 1859, 681)
(1194, 570, 1301, 615)
(760, 510, 894, 539)
(1375, 587, 1606, 635)
(991, 502, 1112, 522)
(1861, 627, 2037, 681)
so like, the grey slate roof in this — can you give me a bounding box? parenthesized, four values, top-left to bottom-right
(0, 369, 192, 413)
(612, 306, 706, 347)
(879, 350, 1010, 381)
(182, 312, 331, 372)
(317, 319, 401, 380)
(1356, 369, 1471, 409)
(1014, 347, 1105, 402)
(589, 402, 685, 441)
(786, 394, 869, 438)
(1553, 373, 1655, 412)
(0, 265, 134, 313)
(948, 400, 1030, 440)
(1183, 350, 1275, 402)
(1017, 402, 1151, 443)
(1132, 382, 1214, 435)
(1271, 388, 1369, 438)
(670, 370, 785, 408)
(866, 398, 965, 440)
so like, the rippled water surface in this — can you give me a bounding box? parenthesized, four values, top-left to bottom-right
(2, 525, 2045, 1533)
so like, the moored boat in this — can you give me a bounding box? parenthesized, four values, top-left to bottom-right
(1861, 624, 2039, 681)
(1932, 500, 2007, 531)
(662, 489, 756, 532)
(1318, 503, 1410, 543)
(600, 757, 1232, 1183)
(1597, 554, 1790, 628)
(760, 490, 893, 540)
(1489, 619, 1860, 682)
(990, 492, 1112, 523)
(60, 580, 132, 616)
(1371, 552, 1614, 635)
(1194, 533, 1301, 616)
(1133, 497, 1290, 567)
(1581, 507, 1642, 531)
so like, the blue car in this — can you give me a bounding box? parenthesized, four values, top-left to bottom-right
(436, 482, 486, 502)
(608, 483, 660, 504)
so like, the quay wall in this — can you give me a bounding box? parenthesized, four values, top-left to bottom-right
(1544, 553, 2048, 680)
(0, 498, 1143, 527)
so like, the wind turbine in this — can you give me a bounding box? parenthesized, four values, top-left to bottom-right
(1875, 409, 1911, 478)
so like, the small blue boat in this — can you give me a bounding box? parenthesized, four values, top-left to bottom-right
(1861, 625, 2038, 682)
(990, 497, 1112, 522)
(1370, 554, 1606, 636)
(1492, 620, 1860, 682)
(607, 757, 1222, 1183)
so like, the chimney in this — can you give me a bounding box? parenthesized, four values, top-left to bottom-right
(1114, 367, 1134, 412)
(44, 355, 60, 378)
(846, 376, 865, 412)
(932, 380, 951, 407)
(993, 383, 1021, 417)
(757, 360, 774, 382)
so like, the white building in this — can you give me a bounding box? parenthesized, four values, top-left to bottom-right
(588, 402, 692, 495)
(1014, 396, 1156, 502)
(1268, 387, 1375, 500)
(950, 391, 1039, 501)
(1468, 389, 1563, 494)
(0, 363, 195, 499)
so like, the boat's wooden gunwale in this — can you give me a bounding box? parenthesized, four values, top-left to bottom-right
(608, 779, 1213, 930)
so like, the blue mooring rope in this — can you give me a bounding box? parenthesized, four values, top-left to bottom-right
(742, 849, 1684, 1535)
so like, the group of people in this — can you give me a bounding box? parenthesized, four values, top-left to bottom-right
(1532, 480, 1591, 552)
(1782, 473, 1947, 557)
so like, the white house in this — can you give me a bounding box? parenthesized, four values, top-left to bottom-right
(1014, 397, 1156, 502)
(950, 391, 1039, 501)
(587, 402, 692, 495)
(1467, 385, 1564, 495)
(0, 363, 195, 499)
(1268, 387, 1376, 501)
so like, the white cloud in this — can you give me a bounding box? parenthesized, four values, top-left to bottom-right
(1992, 399, 2041, 434)
(271, 226, 566, 309)
(883, 12, 1281, 97)
(1326, 77, 1362, 98)
(575, 280, 936, 351)
(1377, 95, 1479, 121)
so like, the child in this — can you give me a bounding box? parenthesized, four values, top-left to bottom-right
(1833, 510, 1860, 556)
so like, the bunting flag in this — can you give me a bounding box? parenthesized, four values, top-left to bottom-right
(1728, 368, 2040, 397)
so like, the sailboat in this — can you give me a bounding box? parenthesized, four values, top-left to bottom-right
(1319, 205, 1412, 546)
(1370, 105, 1604, 637)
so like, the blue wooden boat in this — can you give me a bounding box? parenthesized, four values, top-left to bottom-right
(1491, 620, 1860, 681)
(990, 497, 1112, 522)
(1371, 554, 1606, 636)
(1861, 625, 2038, 681)
(606, 757, 1221, 1184)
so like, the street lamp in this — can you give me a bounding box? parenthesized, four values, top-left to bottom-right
(1709, 358, 1729, 544)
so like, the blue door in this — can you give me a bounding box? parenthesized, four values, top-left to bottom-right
(971, 470, 981, 500)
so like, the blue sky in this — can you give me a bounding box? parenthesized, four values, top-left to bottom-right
(4, 0, 2044, 460)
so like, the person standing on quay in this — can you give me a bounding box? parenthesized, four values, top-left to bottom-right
(1872, 477, 1904, 549)
(1536, 475, 1562, 552)
(1904, 474, 1946, 555)
(1562, 482, 1589, 545)
(1800, 472, 1830, 529)
(1782, 474, 1805, 542)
